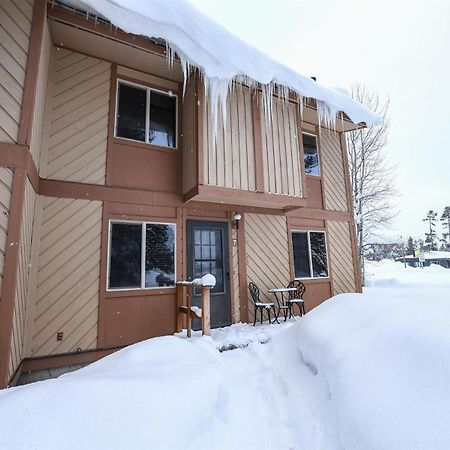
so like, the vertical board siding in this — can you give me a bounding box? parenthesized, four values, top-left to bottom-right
(7, 179, 36, 380)
(260, 96, 302, 197)
(245, 213, 291, 322)
(204, 86, 256, 191)
(29, 20, 52, 169)
(182, 75, 197, 194)
(0, 167, 13, 292)
(328, 220, 357, 295)
(0, 0, 33, 143)
(44, 48, 110, 184)
(320, 130, 349, 212)
(31, 197, 102, 357)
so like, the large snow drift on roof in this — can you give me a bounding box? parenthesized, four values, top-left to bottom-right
(63, 0, 381, 127)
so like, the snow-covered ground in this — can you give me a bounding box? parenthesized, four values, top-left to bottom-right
(1, 260, 449, 449)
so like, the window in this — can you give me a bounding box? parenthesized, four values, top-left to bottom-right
(302, 133, 320, 176)
(116, 80, 177, 148)
(108, 221, 176, 290)
(292, 231, 328, 279)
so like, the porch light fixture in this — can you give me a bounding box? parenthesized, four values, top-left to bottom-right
(233, 213, 242, 230)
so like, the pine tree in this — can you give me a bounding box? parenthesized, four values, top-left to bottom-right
(406, 236, 415, 256)
(423, 210, 438, 251)
(441, 206, 450, 251)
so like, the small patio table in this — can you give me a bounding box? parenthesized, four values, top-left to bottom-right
(268, 287, 297, 322)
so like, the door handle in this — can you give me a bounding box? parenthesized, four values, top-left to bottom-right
(226, 271, 230, 280)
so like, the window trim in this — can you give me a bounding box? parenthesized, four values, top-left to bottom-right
(302, 132, 321, 177)
(107, 219, 177, 292)
(114, 79, 178, 150)
(291, 229, 329, 280)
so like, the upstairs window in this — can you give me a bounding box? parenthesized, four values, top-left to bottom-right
(302, 133, 320, 176)
(108, 221, 176, 290)
(291, 231, 328, 279)
(115, 80, 177, 148)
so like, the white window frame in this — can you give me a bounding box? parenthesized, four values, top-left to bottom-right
(302, 132, 320, 176)
(107, 219, 177, 291)
(114, 79, 178, 149)
(291, 229, 329, 280)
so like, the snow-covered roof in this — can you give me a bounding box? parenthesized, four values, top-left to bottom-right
(63, 0, 381, 128)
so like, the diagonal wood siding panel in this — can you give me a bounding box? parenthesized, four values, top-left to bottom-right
(8, 179, 36, 380)
(204, 86, 256, 191)
(320, 130, 349, 212)
(260, 96, 303, 197)
(0, 0, 33, 143)
(245, 213, 290, 322)
(29, 19, 52, 169)
(31, 197, 102, 357)
(43, 48, 110, 184)
(327, 220, 357, 295)
(0, 167, 13, 293)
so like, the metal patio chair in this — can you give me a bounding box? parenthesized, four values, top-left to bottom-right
(287, 280, 306, 318)
(248, 282, 277, 326)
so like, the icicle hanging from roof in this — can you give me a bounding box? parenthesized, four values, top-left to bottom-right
(61, 0, 382, 134)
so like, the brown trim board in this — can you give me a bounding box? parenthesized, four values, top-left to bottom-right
(0, 144, 40, 192)
(0, 168, 27, 388)
(18, 0, 47, 147)
(21, 347, 122, 374)
(237, 214, 249, 322)
(47, 4, 168, 59)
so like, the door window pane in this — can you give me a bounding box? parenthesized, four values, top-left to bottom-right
(145, 224, 175, 288)
(193, 228, 224, 293)
(303, 133, 320, 176)
(292, 232, 310, 278)
(116, 83, 146, 142)
(310, 232, 328, 277)
(109, 223, 142, 289)
(149, 91, 177, 148)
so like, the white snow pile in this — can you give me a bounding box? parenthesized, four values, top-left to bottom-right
(1, 260, 450, 449)
(61, 0, 381, 128)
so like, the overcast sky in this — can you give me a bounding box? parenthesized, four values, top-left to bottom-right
(191, 0, 450, 241)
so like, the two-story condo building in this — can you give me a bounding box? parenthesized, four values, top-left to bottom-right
(0, 0, 380, 387)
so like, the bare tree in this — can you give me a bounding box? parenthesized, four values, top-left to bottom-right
(346, 84, 397, 284)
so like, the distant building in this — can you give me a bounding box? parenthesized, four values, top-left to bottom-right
(396, 252, 450, 269)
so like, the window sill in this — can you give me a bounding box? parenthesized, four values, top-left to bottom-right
(112, 137, 179, 154)
(294, 277, 330, 284)
(105, 287, 176, 298)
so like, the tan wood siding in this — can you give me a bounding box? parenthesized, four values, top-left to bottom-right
(320, 130, 349, 212)
(203, 86, 256, 191)
(8, 179, 36, 380)
(0, 0, 33, 143)
(260, 97, 303, 197)
(29, 19, 52, 169)
(327, 220, 357, 295)
(31, 197, 102, 357)
(182, 75, 197, 194)
(42, 48, 110, 184)
(0, 167, 13, 292)
(245, 213, 290, 322)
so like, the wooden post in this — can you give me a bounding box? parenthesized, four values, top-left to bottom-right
(201, 286, 211, 336)
(186, 285, 193, 338)
(176, 284, 183, 332)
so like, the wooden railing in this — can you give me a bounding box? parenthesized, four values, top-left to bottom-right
(176, 274, 216, 337)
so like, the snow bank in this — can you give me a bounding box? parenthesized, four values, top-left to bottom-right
(2, 260, 449, 449)
(63, 0, 381, 128)
(294, 260, 450, 449)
